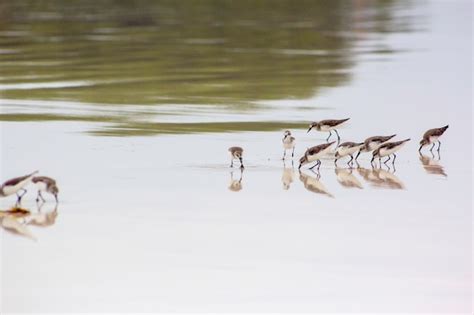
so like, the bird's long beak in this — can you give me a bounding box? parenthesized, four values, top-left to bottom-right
(418, 144, 423, 152)
(298, 163, 302, 169)
(307, 127, 312, 133)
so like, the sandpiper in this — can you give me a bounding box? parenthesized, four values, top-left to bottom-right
(282, 130, 296, 160)
(228, 146, 244, 168)
(355, 134, 396, 161)
(32, 176, 59, 203)
(371, 139, 411, 165)
(298, 141, 335, 171)
(307, 118, 350, 141)
(419, 125, 448, 153)
(0, 171, 39, 202)
(335, 141, 364, 166)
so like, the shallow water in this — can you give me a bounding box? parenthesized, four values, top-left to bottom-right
(0, 0, 472, 313)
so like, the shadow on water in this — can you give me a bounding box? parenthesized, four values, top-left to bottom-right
(0, 0, 414, 136)
(0, 203, 58, 240)
(419, 152, 447, 177)
(335, 167, 364, 189)
(298, 170, 334, 198)
(357, 165, 405, 190)
(228, 168, 243, 192)
(281, 160, 295, 190)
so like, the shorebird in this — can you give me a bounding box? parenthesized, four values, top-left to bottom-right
(282, 130, 296, 160)
(419, 125, 448, 153)
(371, 139, 411, 165)
(355, 135, 396, 161)
(32, 176, 59, 203)
(307, 118, 350, 141)
(0, 171, 38, 202)
(298, 141, 335, 171)
(228, 146, 244, 168)
(335, 141, 364, 166)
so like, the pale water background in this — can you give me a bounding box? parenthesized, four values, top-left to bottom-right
(0, 0, 472, 313)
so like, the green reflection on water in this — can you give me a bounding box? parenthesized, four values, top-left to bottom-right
(0, 0, 408, 135)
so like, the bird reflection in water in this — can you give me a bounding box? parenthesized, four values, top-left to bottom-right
(357, 163, 405, 190)
(335, 167, 363, 189)
(299, 170, 334, 198)
(0, 203, 58, 240)
(228, 168, 243, 192)
(419, 152, 447, 177)
(282, 160, 295, 190)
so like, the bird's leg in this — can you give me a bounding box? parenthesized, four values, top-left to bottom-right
(36, 191, 45, 203)
(348, 155, 354, 166)
(430, 143, 435, 152)
(16, 189, 27, 202)
(334, 129, 341, 141)
(282, 149, 286, 160)
(437, 140, 441, 152)
(239, 157, 244, 169)
(317, 160, 322, 171)
(54, 194, 59, 204)
(326, 131, 332, 142)
(19, 188, 27, 198)
(334, 158, 338, 166)
(292, 147, 295, 158)
(355, 150, 361, 161)
(392, 153, 397, 164)
(309, 162, 317, 170)
(230, 158, 234, 168)
(384, 156, 391, 165)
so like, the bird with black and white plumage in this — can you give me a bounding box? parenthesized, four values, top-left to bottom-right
(371, 139, 411, 165)
(32, 176, 59, 203)
(282, 130, 296, 160)
(334, 141, 365, 166)
(228, 146, 244, 168)
(298, 141, 335, 171)
(355, 134, 396, 161)
(419, 125, 448, 153)
(0, 171, 38, 202)
(307, 118, 350, 142)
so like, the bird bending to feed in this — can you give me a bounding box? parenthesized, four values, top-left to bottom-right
(299, 141, 335, 171)
(32, 176, 59, 203)
(228, 146, 244, 168)
(282, 130, 296, 160)
(419, 125, 448, 153)
(0, 171, 39, 202)
(355, 134, 396, 161)
(307, 118, 350, 141)
(335, 141, 364, 166)
(371, 139, 411, 165)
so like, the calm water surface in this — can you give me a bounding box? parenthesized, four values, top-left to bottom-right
(0, 0, 472, 313)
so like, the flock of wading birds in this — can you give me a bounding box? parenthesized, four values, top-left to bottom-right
(228, 118, 449, 172)
(0, 119, 449, 205)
